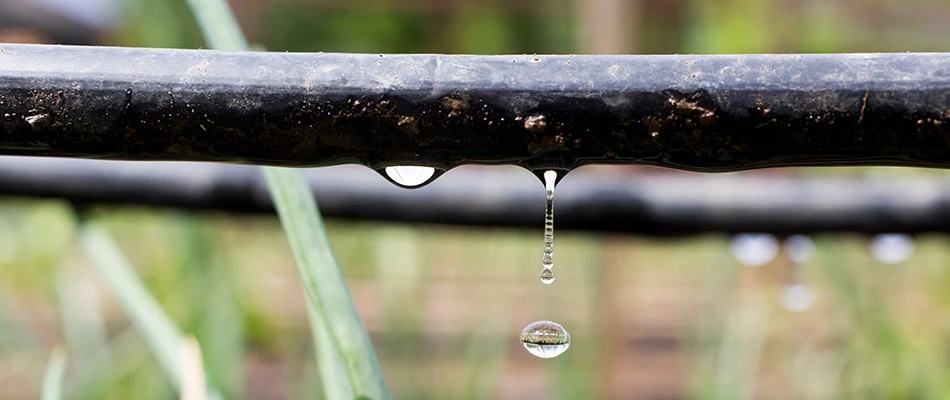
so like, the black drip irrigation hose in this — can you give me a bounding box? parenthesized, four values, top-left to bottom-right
(1, 44, 949, 173)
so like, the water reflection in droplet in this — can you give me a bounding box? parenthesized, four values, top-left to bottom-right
(520, 320, 570, 358)
(540, 267, 555, 285)
(382, 166, 436, 188)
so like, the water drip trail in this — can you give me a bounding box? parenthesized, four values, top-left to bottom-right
(520, 170, 570, 359)
(541, 170, 556, 284)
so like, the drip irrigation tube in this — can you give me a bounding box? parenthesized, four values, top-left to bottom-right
(1, 44, 949, 172)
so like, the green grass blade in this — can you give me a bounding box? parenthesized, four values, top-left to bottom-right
(308, 303, 355, 399)
(56, 258, 111, 367)
(180, 0, 391, 397)
(42, 346, 68, 400)
(182, 0, 248, 52)
(55, 259, 113, 400)
(80, 224, 184, 389)
(79, 223, 222, 400)
(264, 168, 390, 399)
(180, 336, 209, 400)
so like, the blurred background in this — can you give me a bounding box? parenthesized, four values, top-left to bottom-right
(3, 0, 950, 399)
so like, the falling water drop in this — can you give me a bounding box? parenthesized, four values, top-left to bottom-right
(520, 320, 571, 358)
(780, 283, 817, 312)
(869, 234, 915, 264)
(541, 170, 557, 283)
(382, 166, 437, 188)
(540, 267, 555, 285)
(730, 233, 779, 267)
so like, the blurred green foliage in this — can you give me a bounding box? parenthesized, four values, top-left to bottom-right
(6, 196, 950, 398)
(266, 8, 429, 53)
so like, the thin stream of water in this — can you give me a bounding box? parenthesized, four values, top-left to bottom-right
(540, 170, 556, 284)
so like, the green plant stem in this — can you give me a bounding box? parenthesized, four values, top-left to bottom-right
(308, 302, 355, 399)
(42, 347, 68, 400)
(264, 168, 390, 399)
(183, 0, 248, 51)
(183, 1, 390, 397)
(80, 225, 183, 388)
(79, 223, 222, 400)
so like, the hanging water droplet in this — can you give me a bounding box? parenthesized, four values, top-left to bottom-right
(528, 167, 573, 186)
(540, 267, 555, 284)
(382, 166, 436, 188)
(520, 320, 570, 358)
(869, 233, 915, 264)
(780, 283, 817, 312)
(730, 233, 779, 267)
(784, 234, 815, 264)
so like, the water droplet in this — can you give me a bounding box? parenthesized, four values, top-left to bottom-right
(382, 166, 436, 188)
(869, 234, 915, 264)
(540, 267, 555, 284)
(542, 170, 556, 272)
(520, 320, 570, 358)
(730, 233, 779, 267)
(528, 167, 572, 186)
(780, 283, 817, 312)
(784, 235, 815, 264)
